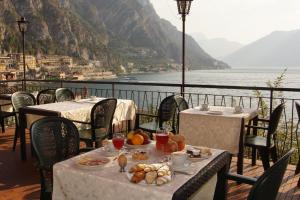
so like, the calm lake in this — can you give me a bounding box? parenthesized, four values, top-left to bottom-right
(116, 67, 300, 99)
(120, 67, 298, 87)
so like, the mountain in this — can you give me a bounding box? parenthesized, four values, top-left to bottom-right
(0, 0, 229, 70)
(191, 32, 243, 59)
(224, 29, 300, 67)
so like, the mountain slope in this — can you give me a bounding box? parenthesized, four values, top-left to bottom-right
(224, 29, 300, 67)
(191, 33, 243, 59)
(0, 0, 229, 70)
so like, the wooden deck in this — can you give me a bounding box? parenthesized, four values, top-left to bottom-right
(0, 128, 300, 200)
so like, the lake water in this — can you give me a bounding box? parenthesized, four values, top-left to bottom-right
(117, 67, 300, 99)
(121, 67, 298, 87)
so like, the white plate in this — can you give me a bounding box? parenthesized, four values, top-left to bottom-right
(199, 108, 209, 111)
(171, 162, 195, 175)
(187, 153, 211, 162)
(233, 111, 243, 114)
(75, 156, 110, 170)
(206, 111, 223, 115)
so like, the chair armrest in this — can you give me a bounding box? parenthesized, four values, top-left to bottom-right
(257, 118, 270, 122)
(72, 120, 91, 125)
(226, 173, 257, 185)
(245, 125, 268, 130)
(0, 103, 12, 106)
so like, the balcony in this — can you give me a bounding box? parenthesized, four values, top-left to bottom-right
(1, 79, 300, 199)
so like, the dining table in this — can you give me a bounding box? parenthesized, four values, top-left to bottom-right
(0, 94, 13, 112)
(179, 106, 258, 175)
(52, 143, 231, 200)
(18, 97, 137, 160)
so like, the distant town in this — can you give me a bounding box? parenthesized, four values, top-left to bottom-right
(0, 53, 182, 81)
(0, 54, 118, 81)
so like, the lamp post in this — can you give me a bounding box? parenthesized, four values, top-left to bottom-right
(17, 16, 29, 91)
(175, 0, 193, 96)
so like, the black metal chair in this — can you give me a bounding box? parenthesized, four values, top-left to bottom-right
(174, 95, 189, 112)
(55, 88, 75, 102)
(79, 98, 117, 148)
(174, 95, 189, 133)
(31, 117, 80, 200)
(11, 92, 36, 151)
(37, 89, 56, 105)
(135, 95, 177, 135)
(245, 103, 285, 170)
(294, 102, 300, 187)
(0, 103, 16, 133)
(227, 149, 293, 200)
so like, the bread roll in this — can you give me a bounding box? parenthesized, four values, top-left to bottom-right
(145, 171, 157, 184)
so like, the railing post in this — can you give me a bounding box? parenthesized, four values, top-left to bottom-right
(270, 88, 274, 115)
(60, 79, 63, 88)
(181, 85, 184, 97)
(112, 83, 115, 98)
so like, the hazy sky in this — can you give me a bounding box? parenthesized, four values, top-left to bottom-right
(149, 0, 300, 44)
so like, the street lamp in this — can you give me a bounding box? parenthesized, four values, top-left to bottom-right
(175, 0, 193, 96)
(17, 16, 29, 91)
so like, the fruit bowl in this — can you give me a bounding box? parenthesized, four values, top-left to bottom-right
(125, 140, 151, 149)
(126, 129, 151, 148)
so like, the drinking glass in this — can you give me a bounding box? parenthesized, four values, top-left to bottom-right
(155, 128, 169, 152)
(112, 133, 125, 153)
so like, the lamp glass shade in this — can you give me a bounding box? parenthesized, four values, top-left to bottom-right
(17, 17, 29, 32)
(176, 0, 193, 15)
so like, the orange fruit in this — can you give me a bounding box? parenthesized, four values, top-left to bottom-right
(127, 131, 135, 140)
(132, 134, 144, 145)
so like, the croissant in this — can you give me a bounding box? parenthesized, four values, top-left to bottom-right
(145, 171, 157, 184)
(131, 171, 146, 183)
(129, 164, 145, 173)
(156, 176, 171, 186)
(144, 164, 161, 172)
(157, 165, 170, 177)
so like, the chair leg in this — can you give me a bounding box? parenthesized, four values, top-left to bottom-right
(270, 146, 278, 163)
(1, 117, 5, 133)
(251, 147, 257, 166)
(296, 156, 300, 174)
(12, 126, 19, 151)
(258, 148, 270, 170)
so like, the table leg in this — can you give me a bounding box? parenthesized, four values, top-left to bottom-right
(251, 116, 258, 166)
(19, 109, 27, 161)
(237, 118, 245, 175)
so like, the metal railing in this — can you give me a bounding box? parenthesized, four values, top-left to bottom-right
(2, 79, 300, 163)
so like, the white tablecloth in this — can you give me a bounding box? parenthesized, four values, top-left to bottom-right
(25, 98, 136, 129)
(0, 100, 13, 112)
(179, 106, 258, 154)
(53, 145, 224, 200)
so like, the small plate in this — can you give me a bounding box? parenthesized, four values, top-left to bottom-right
(233, 110, 243, 114)
(75, 155, 110, 170)
(187, 154, 211, 162)
(206, 111, 223, 115)
(199, 108, 209, 111)
(171, 162, 194, 175)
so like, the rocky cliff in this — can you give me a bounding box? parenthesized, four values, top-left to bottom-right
(0, 0, 229, 70)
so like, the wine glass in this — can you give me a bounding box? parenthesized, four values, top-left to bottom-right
(112, 133, 125, 154)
